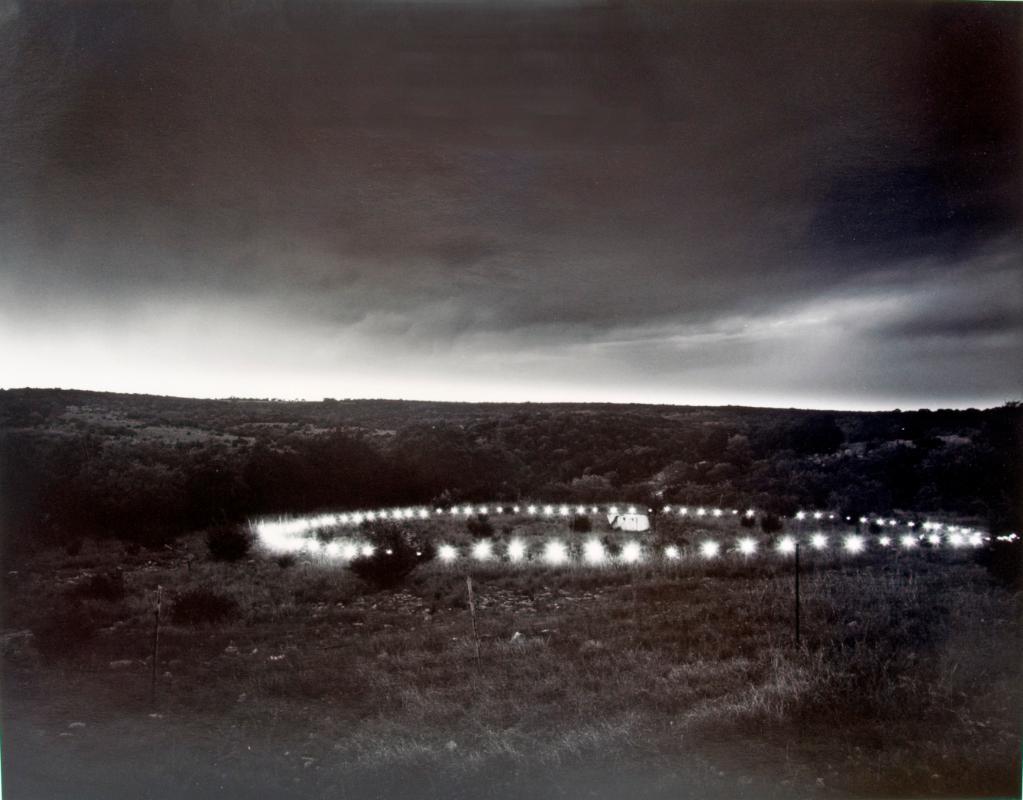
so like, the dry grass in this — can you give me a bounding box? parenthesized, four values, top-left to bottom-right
(2, 520, 1020, 798)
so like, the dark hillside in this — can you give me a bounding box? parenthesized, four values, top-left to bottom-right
(1, 389, 1019, 556)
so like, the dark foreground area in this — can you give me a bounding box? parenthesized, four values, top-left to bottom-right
(2, 525, 1020, 799)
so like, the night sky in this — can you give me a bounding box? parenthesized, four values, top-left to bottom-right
(1, 1, 1020, 409)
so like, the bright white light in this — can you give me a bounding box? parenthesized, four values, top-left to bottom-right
(576, 505, 587, 515)
(858, 517, 867, 524)
(664, 545, 680, 560)
(928, 534, 941, 546)
(907, 521, 916, 528)
(384, 548, 393, 555)
(745, 509, 755, 518)
(712, 508, 723, 517)
(558, 505, 570, 516)
(700, 540, 720, 559)
(621, 541, 642, 564)
(324, 542, 341, 558)
(968, 533, 984, 547)
(627, 506, 637, 514)
(844, 535, 865, 554)
(360, 544, 375, 557)
(948, 533, 964, 548)
(679, 507, 689, 515)
(473, 540, 493, 560)
(795, 511, 806, 521)
(609, 506, 619, 515)
(507, 539, 527, 562)
(590, 506, 598, 513)
(900, 534, 917, 549)
(513, 506, 521, 513)
(544, 540, 568, 565)
(543, 505, 554, 516)
(418, 509, 428, 519)
(813, 511, 823, 520)
(887, 520, 897, 527)
(462, 505, 473, 516)
(878, 536, 891, 547)
(583, 539, 606, 565)
(776, 536, 796, 555)
(366, 511, 377, 522)
(737, 537, 757, 556)
(438, 544, 458, 562)
(811, 534, 828, 551)
(341, 542, 359, 560)
(527, 505, 537, 515)
(479, 506, 489, 515)
(697, 507, 707, 516)
(663, 505, 672, 513)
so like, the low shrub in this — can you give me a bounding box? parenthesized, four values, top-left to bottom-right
(466, 514, 494, 539)
(571, 514, 592, 533)
(168, 587, 239, 624)
(206, 524, 254, 562)
(72, 571, 126, 602)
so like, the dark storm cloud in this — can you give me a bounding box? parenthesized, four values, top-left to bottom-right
(1, 0, 1020, 407)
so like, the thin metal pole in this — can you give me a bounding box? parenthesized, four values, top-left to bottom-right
(794, 542, 801, 647)
(466, 576, 482, 669)
(151, 585, 163, 706)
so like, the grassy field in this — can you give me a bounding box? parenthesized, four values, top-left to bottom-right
(2, 515, 1020, 799)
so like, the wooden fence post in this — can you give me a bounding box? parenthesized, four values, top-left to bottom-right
(466, 576, 482, 669)
(151, 585, 163, 706)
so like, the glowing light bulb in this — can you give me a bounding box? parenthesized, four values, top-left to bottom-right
(811, 534, 828, 551)
(844, 535, 864, 554)
(697, 507, 707, 516)
(795, 511, 806, 521)
(737, 537, 757, 556)
(360, 544, 375, 557)
(928, 534, 941, 546)
(900, 534, 917, 549)
(679, 507, 689, 515)
(543, 505, 554, 516)
(621, 541, 642, 564)
(438, 544, 458, 562)
(664, 545, 680, 560)
(473, 540, 493, 560)
(700, 540, 720, 559)
(745, 509, 756, 518)
(583, 539, 606, 565)
(544, 540, 568, 565)
(712, 508, 723, 517)
(948, 533, 964, 548)
(627, 506, 637, 514)
(878, 536, 891, 547)
(813, 511, 823, 520)
(527, 505, 537, 515)
(776, 536, 796, 555)
(507, 539, 526, 562)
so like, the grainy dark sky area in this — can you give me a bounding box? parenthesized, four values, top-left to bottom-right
(1, 0, 1020, 409)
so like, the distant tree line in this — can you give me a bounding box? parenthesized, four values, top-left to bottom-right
(0, 391, 1019, 559)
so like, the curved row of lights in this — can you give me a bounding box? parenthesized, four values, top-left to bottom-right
(256, 521, 1009, 566)
(252, 503, 993, 550)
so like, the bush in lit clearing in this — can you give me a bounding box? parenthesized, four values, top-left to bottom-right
(348, 523, 435, 589)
